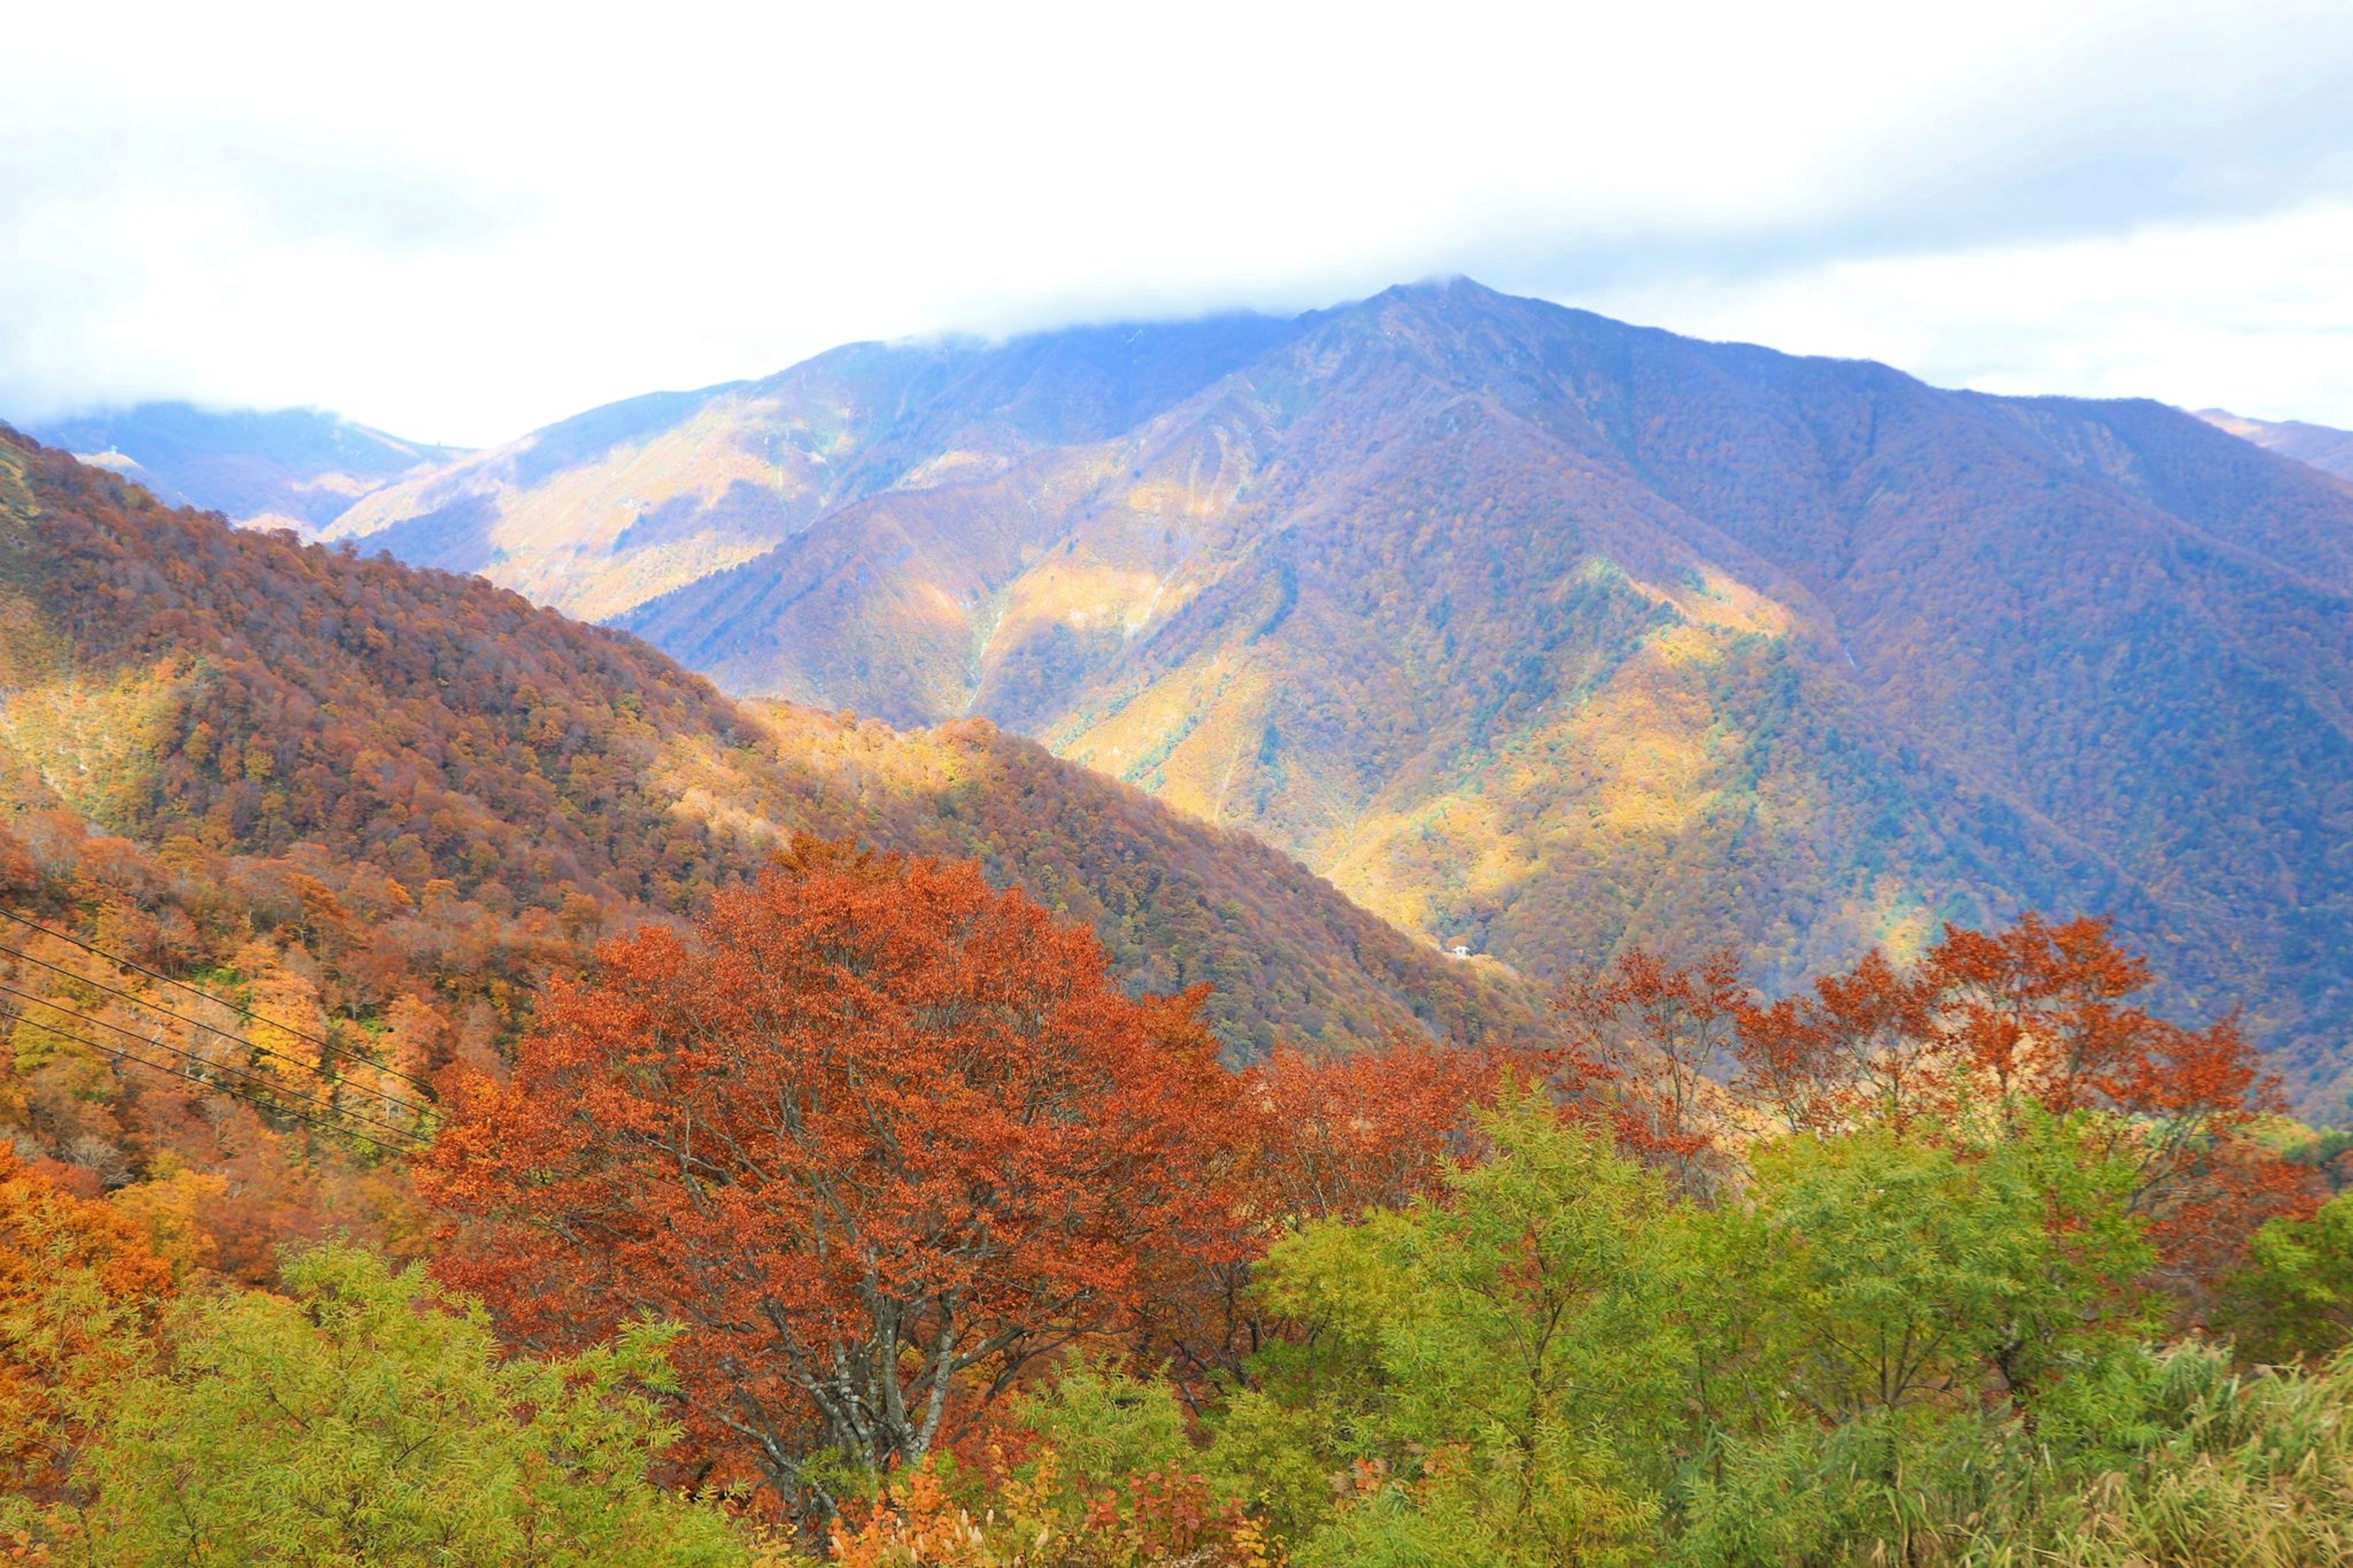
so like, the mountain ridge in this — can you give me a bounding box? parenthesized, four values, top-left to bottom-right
(315, 316, 1311, 623)
(2196, 407, 2353, 482)
(616, 282, 2353, 1109)
(75, 283, 2353, 1112)
(26, 401, 464, 531)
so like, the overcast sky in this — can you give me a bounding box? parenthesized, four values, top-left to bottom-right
(6, 0, 2352, 447)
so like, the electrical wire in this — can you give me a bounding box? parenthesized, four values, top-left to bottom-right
(0, 979, 426, 1148)
(0, 937, 430, 1121)
(7, 1012, 417, 1157)
(0, 965, 426, 1135)
(0, 903, 438, 1097)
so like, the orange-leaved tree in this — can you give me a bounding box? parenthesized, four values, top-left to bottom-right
(1140, 1035, 1504, 1396)
(419, 840, 1247, 1524)
(1, 1145, 175, 1514)
(1555, 947, 1742, 1195)
(1243, 1035, 1501, 1222)
(1731, 914, 2317, 1291)
(1734, 947, 1944, 1134)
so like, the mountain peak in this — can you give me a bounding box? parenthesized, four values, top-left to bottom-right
(53, 287, 2353, 1115)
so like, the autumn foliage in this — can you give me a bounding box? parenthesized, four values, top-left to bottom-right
(1241, 1036, 1499, 1221)
(0, 1148, 174, 1509)
(422, 841, 1249, 1520)
(1572, 914, 2318, 1292)
(1555, 947, 1745, 1196)
(8, 432, 2353, 1563)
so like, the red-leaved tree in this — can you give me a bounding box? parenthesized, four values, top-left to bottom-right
(1137, 1034, 1503, 1396)
(1243, 1035, 1501, 1222)
(1555, 947, 1743, 1196)
(1732, 914, 2320, 1291)
(419, 840, 1246, 1523)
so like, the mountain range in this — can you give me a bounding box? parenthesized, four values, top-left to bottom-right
(27, 403, 464, 532)
(15, 282, 2353, 1114)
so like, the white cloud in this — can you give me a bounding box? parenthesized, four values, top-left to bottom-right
(2, 0, 2351, 443)
(1579, 203, 2353, 425)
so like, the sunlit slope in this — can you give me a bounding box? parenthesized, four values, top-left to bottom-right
(0, 431, 1541, 1058)
(324, 317, 1305, 623)
(619, 282, 2353, 1110)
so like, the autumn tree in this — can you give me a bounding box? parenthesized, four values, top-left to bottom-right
(1730, 914, 2319, 1293)
(1139, 1034, 1502, 1399)
(0, 1147, 173, 1530)
(1733, 916, 2273, 1141)
(1733, 947, 1944, 1134)
(421, 840, 1247, 1526)
(1925, 915, 2262, 1133)
(1241, 1035, 1499, 1223)
(1555, 947, 1741, 1194)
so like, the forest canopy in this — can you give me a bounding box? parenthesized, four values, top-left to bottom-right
(3, 434, 2351, 1564)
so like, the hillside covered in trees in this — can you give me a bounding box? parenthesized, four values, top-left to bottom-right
(471, 281, 2350, 1115)
(6, 832, 2350, 1564)
(4, 423, 2353, 1564)
(279, 284, 2353, 1115)
(0, 429, 1537, 1082)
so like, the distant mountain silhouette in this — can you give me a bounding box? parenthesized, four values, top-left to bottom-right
(2197, 408, 2353, 482)
(317, 318, 1302, 622)
(207, 284, 2353, 1113)
(26, 402, 463, 531)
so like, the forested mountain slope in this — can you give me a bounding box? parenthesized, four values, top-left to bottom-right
(317, 317, 1305, 623)
(597, 283, 2352, 1111)
(0, 430, 1538, 1059)
(273, 282, 2353, 1110)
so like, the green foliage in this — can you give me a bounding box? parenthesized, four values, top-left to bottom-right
(1711, 1118, 2152, 1426)
(1669, 1407, 2027, 1567)
(1226, 1088, 1681, 1566)
(1665, 1116, 2157, 1562)
(1011, 1359, 1195, 1502)
(2001, 1343, 2353, 1567)
(2218, 1190, 2353, 1365)
(1180, 1097, 2298, 1566)
(73, 1243, 747, 1567)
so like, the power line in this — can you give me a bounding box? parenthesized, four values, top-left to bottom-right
(8, 1005, 422, 1155)
(0, 903, 437, 1097)
(0, 980, 425, 1148)
(7, 1012, 417, 1157)
(0, 937, 430, 1121)
(0, 983, 425, 1151)
(0, 979, 426, 1148)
